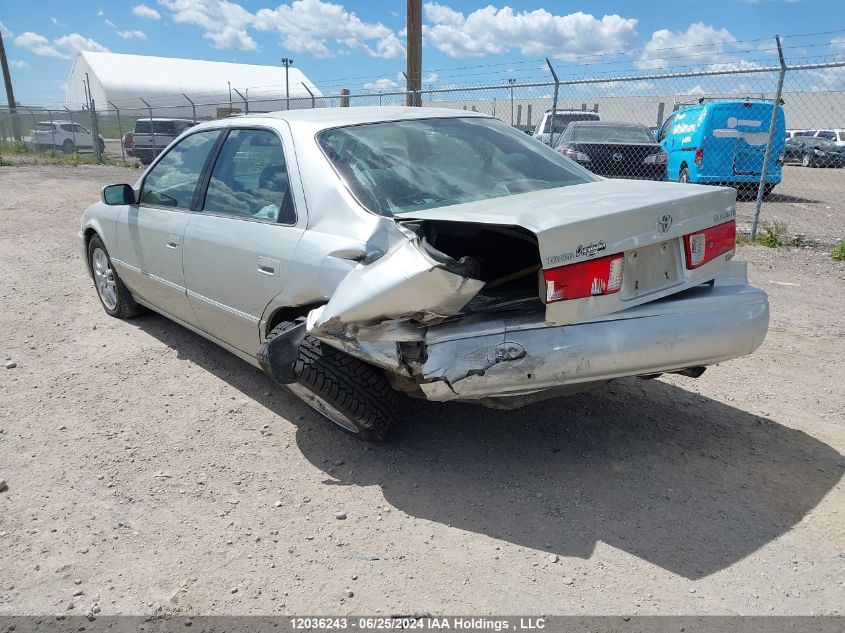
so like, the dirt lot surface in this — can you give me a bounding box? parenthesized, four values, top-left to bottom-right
(0, 163, 843, 616)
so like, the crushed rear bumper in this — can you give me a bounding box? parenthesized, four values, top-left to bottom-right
(416, 263, 767, 401)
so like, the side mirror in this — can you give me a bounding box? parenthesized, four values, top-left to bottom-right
(102, 183, 136, 205)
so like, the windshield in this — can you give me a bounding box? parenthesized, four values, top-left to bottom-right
(542, 112, 600, 134)
(809, 138, 838, 150)
(318, 117, 594, 216)
(571, 124, 655, 144)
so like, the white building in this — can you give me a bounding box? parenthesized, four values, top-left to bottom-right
(65, 51, 322, 114)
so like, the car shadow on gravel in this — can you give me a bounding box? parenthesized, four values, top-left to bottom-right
(133, 313, 844, 581)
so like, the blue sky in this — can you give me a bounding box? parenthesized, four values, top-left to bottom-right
(1, 0, 843, 105)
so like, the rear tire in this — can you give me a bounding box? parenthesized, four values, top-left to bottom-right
(62, 139, 75, 154)
(98, 139, 105, 155)
(267, 321, 399, 442)
(87, 235, 144, 319)
(679, 166, 690, 183)
(802, 154, 813, 168)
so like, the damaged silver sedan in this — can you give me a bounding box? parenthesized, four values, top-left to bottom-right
(79, 107, 769, 441)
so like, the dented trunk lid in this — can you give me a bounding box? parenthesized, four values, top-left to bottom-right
(398, 179, 737, 325)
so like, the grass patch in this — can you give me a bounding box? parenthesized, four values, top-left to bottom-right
(737, 220, 789, 248)
(755, 220, 788, 248)
(832, 240, 845, 261)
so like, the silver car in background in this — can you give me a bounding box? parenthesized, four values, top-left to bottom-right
(79, 107, 769, 441)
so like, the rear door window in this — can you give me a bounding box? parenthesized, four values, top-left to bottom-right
(817, 130, 836, 141)
(202, 129, 295, 224)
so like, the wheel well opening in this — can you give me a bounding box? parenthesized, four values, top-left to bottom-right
(265, 304, 322, 338)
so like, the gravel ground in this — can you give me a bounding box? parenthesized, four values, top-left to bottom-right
(0, 163, 843, 617)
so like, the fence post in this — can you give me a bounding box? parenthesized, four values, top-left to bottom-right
(546, 58, 560, 147)
(47, 109, 55, 152)
(108, 100, 125, 164)
(89, 99, 102, 161)
(233, 88, 248, 113)
(24, 107, 36, 150)
(140, 98, 155, 154)
(301, 83, 315, 108)
(751, 34, 786, 241)
(63, 106, 77, 150)
(340, 89, 350, 107)
(182, 94, 196, 123)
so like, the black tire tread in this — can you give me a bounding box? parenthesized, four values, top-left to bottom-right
(267, 321, 399, 442)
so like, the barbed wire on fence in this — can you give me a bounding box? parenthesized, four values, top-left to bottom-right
(2, 47, 844, 244)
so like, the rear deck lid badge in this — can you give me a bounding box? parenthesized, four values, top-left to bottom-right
(657, 214, 673, 232)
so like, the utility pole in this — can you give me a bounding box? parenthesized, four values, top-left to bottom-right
(282, 57, 293, 110)
(0, 30, 20, 140)
(406, 0, 422, 106)
(227, 81, 232, 110)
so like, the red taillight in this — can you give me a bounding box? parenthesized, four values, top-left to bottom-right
(694, 147, 704, 166)
(543, 253, 625, 303)
(683, 220, 736, 269)
(743, 102, 752, 108)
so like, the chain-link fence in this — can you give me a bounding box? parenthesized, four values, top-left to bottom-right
(2, 56, 844, 244)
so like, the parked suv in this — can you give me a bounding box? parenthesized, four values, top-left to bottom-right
(31, 121, 104, 154)
(131, 118, 196, 164)
(532, 109, 601, 145)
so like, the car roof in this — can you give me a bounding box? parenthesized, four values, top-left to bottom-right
(237, 106, 490, 129)
(568, 120, 646, 127)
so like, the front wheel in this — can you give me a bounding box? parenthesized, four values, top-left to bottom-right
(679, 166, 690, 183)
(62, 139, 75, 154)
(802, 154, 813, 168)
(87, 235, 144, 319)
(97, 139, 105, 154)
(267, 321, 399, 442)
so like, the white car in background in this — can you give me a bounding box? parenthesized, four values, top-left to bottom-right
(31, 120, 105, 154)
(792, 129, 845, 147)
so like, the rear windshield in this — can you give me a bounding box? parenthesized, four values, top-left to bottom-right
(135, 120, 191, 135)
(571, 124, 654, 144)
(543, 112, 600, 134)
(318, 117, 593, 217)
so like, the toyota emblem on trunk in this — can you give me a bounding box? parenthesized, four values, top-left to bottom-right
(657, 214, 673, 232)
(612, 153, 623, 162)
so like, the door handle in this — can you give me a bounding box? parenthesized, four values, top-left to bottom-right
(257, 256, 280, 277)
(166, 234, 181, 249)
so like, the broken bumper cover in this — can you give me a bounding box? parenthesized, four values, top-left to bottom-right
(415, 263, 769, 401)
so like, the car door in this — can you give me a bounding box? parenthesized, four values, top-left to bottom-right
(112, 129, 221, 326)
(181, 126, 306, 356)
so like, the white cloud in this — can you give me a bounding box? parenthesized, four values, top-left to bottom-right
(13, 32, 62, 57)
(363, 77, 401, 91)
(51, 17, 60, 25)
(116, 29, 147, 40)
(155, 0, 404, 58)
(14, 31, 109, 59)
(132, 4, 161, 20)
(637, 23, 736, 70)
(10, 59, 29, 69)
(105, 19, 116, 28)
(0, 21, 12, 37)
(159, 0, 257, 51)
(832, 36, 845, 50)
(254, 0, 405, 58)
(422, 3, 638, 59)
(97, 10, 104, 17)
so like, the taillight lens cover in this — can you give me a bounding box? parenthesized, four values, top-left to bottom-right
(684, 220, 736, 269)
(694, 147, 704, 166)
(543, 253, 624, 303)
